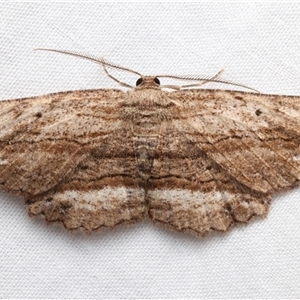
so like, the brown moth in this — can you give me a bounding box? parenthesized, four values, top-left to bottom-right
(1, 49, 300, 237)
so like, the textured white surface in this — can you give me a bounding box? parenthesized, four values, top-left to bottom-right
(0, 3, 300, 298)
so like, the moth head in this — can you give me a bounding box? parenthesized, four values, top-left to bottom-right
(136, 77, 160, 87)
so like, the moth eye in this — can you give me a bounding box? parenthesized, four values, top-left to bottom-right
(136, 78, 143, 86)
(154, 77, 160, 85)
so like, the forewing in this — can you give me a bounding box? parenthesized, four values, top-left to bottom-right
(174, 89, 300, 194)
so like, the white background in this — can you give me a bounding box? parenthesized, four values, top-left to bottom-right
(0, 3, 300, 299)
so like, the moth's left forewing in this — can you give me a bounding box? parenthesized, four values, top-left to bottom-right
(0, 90, 120, 195)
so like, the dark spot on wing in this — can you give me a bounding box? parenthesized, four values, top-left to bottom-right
(255, 109, 262, 116)
(234, 96, 244, 100)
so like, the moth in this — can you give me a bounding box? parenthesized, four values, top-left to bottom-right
(1, 49, 300, 237)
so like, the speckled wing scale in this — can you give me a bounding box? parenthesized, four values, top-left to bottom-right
(1, 51, 300, 237)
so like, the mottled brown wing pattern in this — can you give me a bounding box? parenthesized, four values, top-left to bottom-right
(0, 89, 146, 232)
(177, 90, 300, 194)
(147, 90, 300, 236)
(27, 125, 147, 232)
(1, 86, 300, 236)
(147, 120, 270, 236)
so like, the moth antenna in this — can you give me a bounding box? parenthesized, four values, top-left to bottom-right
(34, 48, 143, 77)
(100, 58, 134, 89)
(156, 74, 259, 93)
(35, 48, 258, 92)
